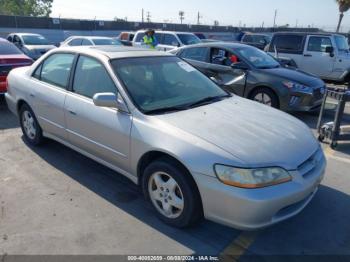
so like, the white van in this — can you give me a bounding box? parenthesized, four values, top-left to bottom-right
(267, 32, 350, 84)
(133, 30, 201, 51)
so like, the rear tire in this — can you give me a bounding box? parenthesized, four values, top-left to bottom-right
(19, 103, 43, 146)
(142, 158, 203, 228)
(250, 87, 279, 109)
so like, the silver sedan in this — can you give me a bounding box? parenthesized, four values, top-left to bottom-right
(5, 46, 326, 230)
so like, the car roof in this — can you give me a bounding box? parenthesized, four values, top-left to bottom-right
(57, 46, 173, 59)
(136, 30, 195, 35)
(177, 42, 256, 50)
(272, 32, 341, 37)
(10, 33, 42, 37)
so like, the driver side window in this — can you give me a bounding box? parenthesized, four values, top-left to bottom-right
(73, 56, 116, 98)
(211, 48, 239, 66)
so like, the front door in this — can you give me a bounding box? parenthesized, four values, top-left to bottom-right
(64, 55, 132, 171)
(301, 35, 335, 78)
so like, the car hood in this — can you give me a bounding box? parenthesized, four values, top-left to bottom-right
(155, 96, 319, 170)
(261, 67, 324, 87)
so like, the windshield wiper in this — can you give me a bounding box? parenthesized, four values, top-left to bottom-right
(186, 95, 231, 109)
(145, 105, 189, 115)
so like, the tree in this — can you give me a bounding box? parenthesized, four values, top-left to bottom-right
(0, 0, 53, 17)
(179, 11, 185, 24)
(335, 0, 350, 32)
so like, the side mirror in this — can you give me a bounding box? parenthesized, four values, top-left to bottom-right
(231, 62, 249, 70)
(93, 92, 129, 112)
(325, 46, 334, 57)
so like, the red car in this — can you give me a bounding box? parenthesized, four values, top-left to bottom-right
(0, 38, 33, 94)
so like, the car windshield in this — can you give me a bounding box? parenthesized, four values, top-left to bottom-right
(92, 38, 122, 45)
(22, 35, 50, 45)
(177, 34, 201, 45)
(111, 56, 229, 114)
(334, 35, 349, 52)
(236, 47, 280, 69)
(0, 41, 22, 55)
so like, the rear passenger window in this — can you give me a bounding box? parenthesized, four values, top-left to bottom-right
(73, 56, 116, 98)
(180, 47, 208, 62)
(33, 64, 42, 80)
(135, 33, 145, 42)
(270, 35, 304, 54)
(307, 37, 332, 52)
(81, 39, 92, 46)
(68, 38, 82, 46)
(40, 54, 75, 88)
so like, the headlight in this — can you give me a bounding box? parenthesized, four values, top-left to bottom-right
(214, 165, 292, 189)
(283, 81, 313, 93)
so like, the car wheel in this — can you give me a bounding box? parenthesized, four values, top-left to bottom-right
(250, 88, 279, 109)
(142, 158, 203, 228)
(19, 103, 43, 146)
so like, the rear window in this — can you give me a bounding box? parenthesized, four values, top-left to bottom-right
(177, 34, 201, 45)
(92, 38, 122, 46)
(269, 35, 304, 54)
(0, 41, 22, 55)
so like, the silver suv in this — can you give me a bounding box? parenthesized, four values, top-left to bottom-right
(5, 46, 326, 230)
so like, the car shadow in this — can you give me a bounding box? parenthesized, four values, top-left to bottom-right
(22, 137, 240, 255)
(242, 184, 350, 257)
(0, 97, 19, 130)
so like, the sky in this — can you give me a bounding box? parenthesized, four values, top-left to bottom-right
(51, 0, 350, 32)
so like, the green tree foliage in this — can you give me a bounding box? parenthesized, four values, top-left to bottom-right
(335, 0, 350, 32)
(0, 0, 53, 17)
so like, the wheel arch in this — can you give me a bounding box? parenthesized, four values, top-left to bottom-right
(247, 85, 280, 108)
(137, 150, 204, 212)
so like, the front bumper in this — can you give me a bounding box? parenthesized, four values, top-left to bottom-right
(193, 148, 326, 230)
(284, 88, 325, 112)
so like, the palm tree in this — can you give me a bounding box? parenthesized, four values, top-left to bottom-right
(335, 0, 350, 32)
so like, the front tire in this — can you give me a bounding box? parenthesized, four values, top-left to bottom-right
(19, 103, 43, 146)
(142, 158, 203, 228)
(250, 87, 279, 109)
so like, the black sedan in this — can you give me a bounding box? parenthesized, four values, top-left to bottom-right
(171, 42, 325, 112)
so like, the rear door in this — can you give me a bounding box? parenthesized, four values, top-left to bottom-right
(64, 55, 132, 171)
(30, 53, 75, 140)
(301, 35, 335, 78)
(268, 34, 305, 67)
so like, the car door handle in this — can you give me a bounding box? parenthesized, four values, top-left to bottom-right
(29, 93, 35, 98)
(68, 110, 77, 116)
(304, 54, 312, 57)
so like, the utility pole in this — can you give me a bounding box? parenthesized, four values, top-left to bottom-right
(146, 11, 151, 23)
(295, 19, 298, 28)
(273, 9, 277, 27)
(197, 12, 202, 25)
(179, 11, 185, 24)
(262, 21, 265, 28)
(142, 8, 144, 23)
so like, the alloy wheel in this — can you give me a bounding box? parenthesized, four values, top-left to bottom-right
(22, 110, 36, 140)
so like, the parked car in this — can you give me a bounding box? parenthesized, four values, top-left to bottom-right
(172, 42, 325, 112)
(133, 30, 201, 51)
(7, 33, 56, 60)
(194, 33, 206, 40)
(60, 36, 122, 47)
(241, 33, 272, 50)
(267, 32, 350, 84)
(5, 46, 326, 230)
(117, 32, 135, 46)
(0, 38, 33, 94)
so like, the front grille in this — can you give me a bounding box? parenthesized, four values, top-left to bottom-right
(297, 148, 323, 178)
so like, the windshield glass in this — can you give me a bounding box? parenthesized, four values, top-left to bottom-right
(111, 56, 228, 114)
(22, 35, 50, 45)
(237, 47, 280, 69)
(335, 35, 349, 52)
(0, 41, 22, 55)
(92, 38, 122, 45)
(177, 34, 201, 45)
